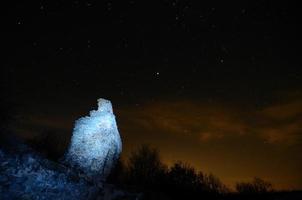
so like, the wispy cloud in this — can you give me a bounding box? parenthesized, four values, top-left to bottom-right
(17, 95, 302, 146)
(257, 99, 302, 144)
(117, 97, 302, 145)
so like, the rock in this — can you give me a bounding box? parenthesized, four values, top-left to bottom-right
(64, 98, 122, 182)
(0, 148, 99, 200)
(0, 98, 123, 199)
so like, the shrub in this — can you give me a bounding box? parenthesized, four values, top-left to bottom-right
(126, 145, 167, 188)
(236, 177, 273, 194)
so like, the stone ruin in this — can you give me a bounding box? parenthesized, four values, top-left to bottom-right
(65, 98, 122, 181)
(0, 98, 124, 200)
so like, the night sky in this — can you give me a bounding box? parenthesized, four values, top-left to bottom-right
(2, 1, 302, 190)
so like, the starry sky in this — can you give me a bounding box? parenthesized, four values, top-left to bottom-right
(2, 1, 302, 190)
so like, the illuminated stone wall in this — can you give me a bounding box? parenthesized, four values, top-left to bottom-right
(65, 98, 122, 181)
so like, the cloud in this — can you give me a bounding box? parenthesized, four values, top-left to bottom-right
(257, 99, 302, 144)
(17, 95, 302, 146)
(258, 124, 301, 144)
(117, 100, 249, 142)
(260, 100, 302, 120)
(117, 97, 302, 145)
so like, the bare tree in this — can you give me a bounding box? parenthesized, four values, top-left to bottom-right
(126, 145, 167, 186)
(236, 177, 273, 194)
(202, 173, 229, 194)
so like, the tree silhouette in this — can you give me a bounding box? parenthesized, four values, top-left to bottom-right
(236, 177, 273, 194)
(122, 145, 233, 199)
(202, 173, 229, 194)
(167, 161, 228, 198)
(168, 161, 199, 190)
(103, 145, 286, 200)
(126, 145, 167, 188)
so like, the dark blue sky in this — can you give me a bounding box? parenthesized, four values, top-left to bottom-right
(2, 0, 302, 189)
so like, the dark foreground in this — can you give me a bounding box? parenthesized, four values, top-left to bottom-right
(1, 137, 301, 200)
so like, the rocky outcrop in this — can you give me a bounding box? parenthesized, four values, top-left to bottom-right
(0, 142, 98, 200)
(0, 98, 125, 200)
(64, 98, 122, 182)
